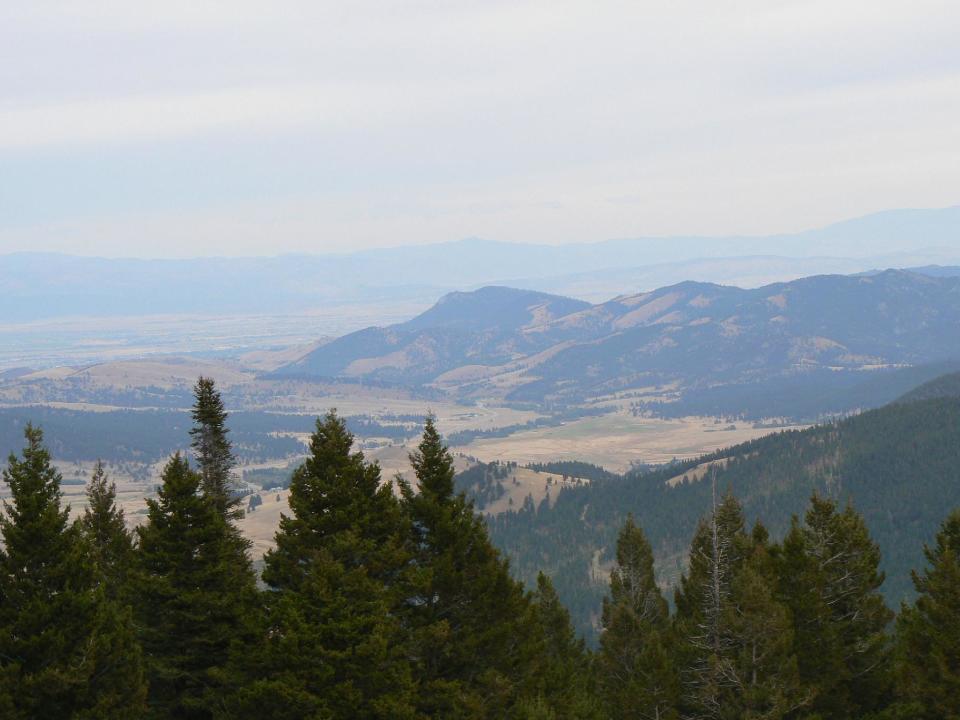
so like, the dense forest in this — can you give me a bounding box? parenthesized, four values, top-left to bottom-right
(485, 393, 960, 641)
(628, 361, 960, 421)
(1, 379, 959, 718)
(0, 407, 422, 465)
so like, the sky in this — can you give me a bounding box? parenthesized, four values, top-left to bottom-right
(1, 0, 959, 258)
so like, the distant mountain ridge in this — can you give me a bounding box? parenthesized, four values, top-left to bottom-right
(2, 205, 959, 321)
(275, 270, 960, 414)
(275, 287, 590, 384)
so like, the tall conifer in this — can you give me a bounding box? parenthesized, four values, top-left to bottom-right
(398, 416, 540, 717)
(134, 454, 256, 718)
(0, 425, 146, 718)
(598, 515, 678, 720)
(673, 489, 749, 719)
(227, 411, 415, 719)
(777, 495, 892, 719)
(81, 460, 135, 600)
(724, 523, 807, 719)
(190, 377, 238, 519)
(890, 508, 960, 718)
(532, 572, 601, 720)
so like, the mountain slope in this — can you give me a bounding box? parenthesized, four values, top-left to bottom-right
(896, 370, 960, 403)
(273, 287, 590, 383)
(508, 269, 960, 402)
(276, 270, 960, 416)
(479, 393, 960, 640)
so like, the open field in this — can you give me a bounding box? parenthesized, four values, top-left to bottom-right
(234, 383, 540, 432)
(455, 412, 808, 473)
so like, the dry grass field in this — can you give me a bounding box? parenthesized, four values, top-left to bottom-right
(479, 466, 591, 515)
(455, 412, 807, 473)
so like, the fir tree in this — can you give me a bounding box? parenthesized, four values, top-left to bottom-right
(890, 507, 960, 719)
(673, 487, 749, 719)
(224, 544, 416, 720)
(190, 377, 238, 519)
(777, 495, 892, 719)
(724, 523, 807, 719)
(262, 411, 405, 591)
(398, 416, 540, 717)
(0, 425, 147, 718)
(532, 572, 601, 720)
(227, 411, 416, 719)
(134, 454, 257, 719)
(81, 460, 135, 601)
(598, 515, 678, 720)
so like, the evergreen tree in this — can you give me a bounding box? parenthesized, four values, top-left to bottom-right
(890, 508, 960, 719)
(134, 454, 257, 719)
(598, 516, 678, 720)
(0, 425, 146, 718)
(226, 411, 415, 719)
(724, 523, 807, 719)
(398, 416, 540, 717)
(777, 495, 892, 719)
(673, 488, 749, 720)
(81, 460, 135, 601)
(190, 377, 238, 518)
(531, 572, 601, 720)
(262, 411, 406, 590)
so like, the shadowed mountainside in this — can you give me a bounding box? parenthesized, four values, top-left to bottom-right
(275, 270, 960, 414)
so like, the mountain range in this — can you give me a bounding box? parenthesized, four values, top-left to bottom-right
(2, 206, 959, 321)
(275, 269, 960, 418)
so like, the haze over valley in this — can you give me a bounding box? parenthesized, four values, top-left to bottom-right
(4, 3, 960, 715)
(4, 228, 960, 568)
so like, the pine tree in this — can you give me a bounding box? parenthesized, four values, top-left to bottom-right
(777, 495, 892, 719)
(724, 523, 808, 719)
(134, 454, 257, 719)
(673, 486, 749, 719)
(262, 411, 405, 591)
(598, 515, 678, 720)
(890, 508, 960, 719)
(398, 416, 540, 717)
(0, 425, 147, 718)
(190, 377, 239, 519)
(225, 411, 416, 719)
(81, 460, 135, 601)
(532, 572, 601, 720)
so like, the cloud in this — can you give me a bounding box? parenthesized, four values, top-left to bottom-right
(1, 0, 959, 255)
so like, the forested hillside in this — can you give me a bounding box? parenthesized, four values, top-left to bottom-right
(483, 393, 960, 641)
(896, 370, 960, 403)
(3, 377, 959, 718)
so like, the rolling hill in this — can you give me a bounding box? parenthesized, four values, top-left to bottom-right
(275, 270, 960, 418)
(272, 287, 590, 384)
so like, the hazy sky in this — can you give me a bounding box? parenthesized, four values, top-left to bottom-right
(2, 1, 959, 258)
